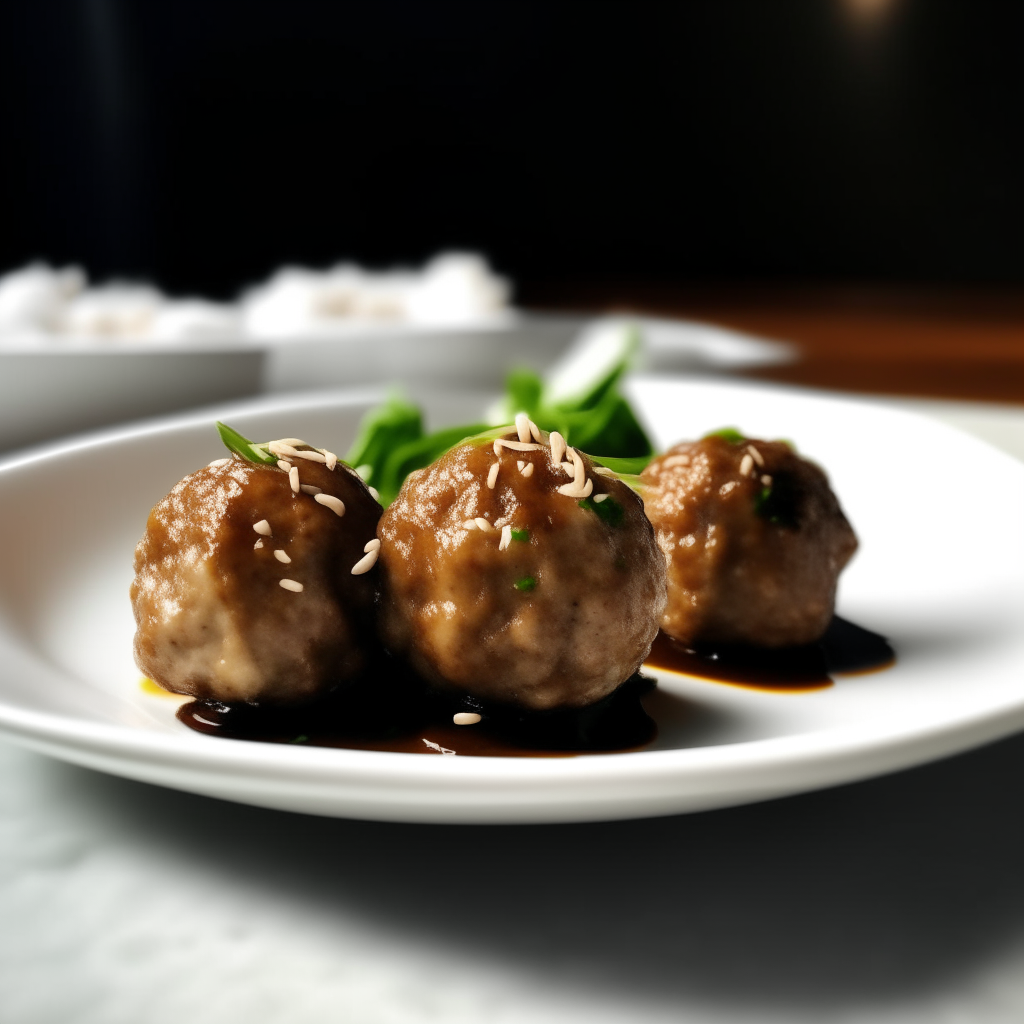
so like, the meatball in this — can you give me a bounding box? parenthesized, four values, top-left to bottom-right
(131, 449, 381, 703)
(639, 434, 858, 648)
(377, 425, 667, 711)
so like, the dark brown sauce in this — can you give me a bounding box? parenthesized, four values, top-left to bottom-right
(175, 616, 895, 754)
(645, 616, 895, 692)
(177, 661, 657, 757)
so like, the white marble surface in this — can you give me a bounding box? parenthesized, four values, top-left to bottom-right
(2, 400, 1024, 1023)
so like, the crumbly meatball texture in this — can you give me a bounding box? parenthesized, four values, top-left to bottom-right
(640, 436, 858, 648)
(377, 434, 667, 711)
(131, 455, 381, 703)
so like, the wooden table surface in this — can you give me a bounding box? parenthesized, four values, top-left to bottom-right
(526, 283, 1024, 405)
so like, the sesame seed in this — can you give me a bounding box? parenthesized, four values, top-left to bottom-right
(594, 493, 609, 503)
(322, 449, 338, 471)
(529, 420, 542, 443)
(253, 539, 264, 549)
(517, 460, 525, 471)
(300, 484, 322, 495)
(291, 449, 327, 464)
(747, 445, 765, 467)
(762, 474, 773, 486)
(475, 517, 493, 532)
(561, 461, 575, 475)
(364, 537, 381, 554)
(289, 466, 301, 493)
(274, 549, 291, 564)
(520, 462, 534, 477)
(515, 412, 532, 444)
(493, 439, 548, 454)
(368, 486, 380, 502)
(314, 493, 345, 516)
(269, 441, 302, 459)
(453, 712, 482, 726)
(277, 458, 293, 472)
(279, 579, 303, 592)
(463, 519, 478, 530)
(487, 462, 499, 489)
(739, 454, 754, 477)
(208, 458, 231, 468)
(549, 431, 566, 466)
(351, 547, 379, 574)
(662, 454, 690, 468)
(499, 524, 512, 550)
(253, 520, 273, 536)
(273, 438, 306, 447)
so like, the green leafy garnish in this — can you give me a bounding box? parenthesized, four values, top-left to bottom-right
(591, 454, 654, 475)
(753, 473, 799, 528)
(703, 427, 746, 445)
(578, 495, 624, 526)
(510, 528, 530, 543)
(216, 421, 279, 465)
(290, 734, 309, 744)
(514, 575, 537, 592)
(344, 394, 423, 484)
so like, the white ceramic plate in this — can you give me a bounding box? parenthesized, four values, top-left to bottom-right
(0, 378, 1021, 824)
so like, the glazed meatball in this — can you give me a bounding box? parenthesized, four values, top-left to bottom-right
(377, 425, 667, 711)
(640, 434, 858, 648)
(131, 450, 381, 703)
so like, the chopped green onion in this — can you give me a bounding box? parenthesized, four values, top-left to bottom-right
(216, 422, 278, 465)
(514, 575, 537, 592)
(510, 528, 530, 543)
(703, 427, 746, 445)
(578, 495, 624, 526)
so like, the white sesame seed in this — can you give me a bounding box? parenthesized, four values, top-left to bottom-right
(253, 520, 273, 537)
(300, 484, 322, 495)
(273, 438, 306, 447)
(274, 549, 291, 564)
(364, 537, 381, 554)
(269, 441, 302, 459)
(662, 454, 690, 468)
(515, 412, 532, 444)
(561, 461, 575, 475)
(762, 474, 773, 486)
(739, 454, 754, 477)
(549, 431, 566, 466)
(322, 449, 338, 471)
(529, 420, 542, 443)
(517, 460, 525, 471)
(368, 486, 380, 502)
(487, 462, 499, 489)
(520, 462, 534, 477)
(475, 517, 493, 532)
(291, 449, 327, 464)
(314, 493, 345, 516)
(253, 539, 264, 549)
(279, 579, 303, 592)
(351, 547, 379, 574)
(594, 493, 609, 503)
(493, 439, 548, 454)
(453, 712, 482, 726)
(499, 524, 512, 550)
(208, 458, 231, 468)
(289, 466, 301, 493)
(276, 458, 293, 470)
(747, 445, 765, 467)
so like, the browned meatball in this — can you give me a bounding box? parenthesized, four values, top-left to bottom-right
(377, 427, 667, 711)
(640, 434, 858, 648)
(131, 451, 381, 703)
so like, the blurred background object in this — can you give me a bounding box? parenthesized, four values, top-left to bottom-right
(0, 0, 1020, 411)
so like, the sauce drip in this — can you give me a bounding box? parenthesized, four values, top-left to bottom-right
(174, 617, 895, 754)
(645, 616, 895, 691)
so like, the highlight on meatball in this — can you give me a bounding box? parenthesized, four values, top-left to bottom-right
(376, 414, 667, 711)
(131, 430, 382, 704)
(639, 430, 858, 649)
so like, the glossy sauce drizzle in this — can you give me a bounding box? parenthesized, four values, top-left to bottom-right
(174, 616, 895, 755)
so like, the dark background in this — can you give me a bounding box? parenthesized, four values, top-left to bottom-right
(1, 0, 1022, 301)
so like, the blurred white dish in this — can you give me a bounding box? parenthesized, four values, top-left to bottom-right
(0, 378, 1021, 824)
